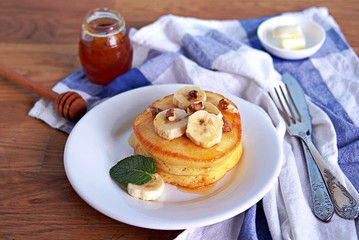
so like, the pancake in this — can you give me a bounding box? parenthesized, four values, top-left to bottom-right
(130, 89, 243, 188)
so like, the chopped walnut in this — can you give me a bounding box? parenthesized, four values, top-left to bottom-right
(187, 101, 204, 114)
(166, 108, 176, 121)
(146, 106, 163, 116)
(218, 98, 239, 114)
(188, 90, 198, 100)
(218, 98, 230, 110)
(222, 116, 232, 132)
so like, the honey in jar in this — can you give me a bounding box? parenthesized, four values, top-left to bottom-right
(79, 8, 133, 85)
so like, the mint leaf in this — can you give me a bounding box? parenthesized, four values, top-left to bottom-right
(109, 155, 156, 185)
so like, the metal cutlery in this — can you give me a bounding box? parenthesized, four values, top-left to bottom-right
(282, 73, 334, 222)
(270, 75, 359, 220)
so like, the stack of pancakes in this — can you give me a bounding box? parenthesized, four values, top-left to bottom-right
(130, 90, 243, 189)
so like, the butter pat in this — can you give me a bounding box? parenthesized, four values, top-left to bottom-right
(272, 25, 305, 50)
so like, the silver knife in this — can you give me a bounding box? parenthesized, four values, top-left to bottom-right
(282, 73, 359, 220)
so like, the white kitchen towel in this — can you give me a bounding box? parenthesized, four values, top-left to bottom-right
(29, 7, 359, 240)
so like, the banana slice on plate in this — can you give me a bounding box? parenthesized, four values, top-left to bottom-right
(153, 108, 189, 140)
(203, 102, 223, 118)
(186, 110, 223, 148)
(127, 173, 165, 201)
(173, 86, 207, 109)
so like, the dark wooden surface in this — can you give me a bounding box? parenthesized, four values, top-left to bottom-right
(0, 1, 358, 239)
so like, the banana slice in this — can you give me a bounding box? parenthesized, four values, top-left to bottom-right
(127, 173, 165, 201)
(203, 102, 223, 118)
(186, 110, 223, 148)
(153, 108, 189, 140)
(173, 86, 207, 109)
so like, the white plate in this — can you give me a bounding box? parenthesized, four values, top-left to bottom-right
(257, 15, 326, 60)
(64, 84, 282, 230)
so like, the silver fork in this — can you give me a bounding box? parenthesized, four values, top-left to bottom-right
(270, 84, 359, 220)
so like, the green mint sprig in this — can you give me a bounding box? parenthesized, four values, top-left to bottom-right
(109, 155, 156, 186)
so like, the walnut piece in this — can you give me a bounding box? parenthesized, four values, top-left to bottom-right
(187, 101, 204, 114)
(222, 116, 232, 132)
(147, 106, 163, 116)
(188, 90, 198, 100)
(218, 98, 239, 114)
(166, 108, 176, 121)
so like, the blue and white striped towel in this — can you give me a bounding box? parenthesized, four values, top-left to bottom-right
(29, 7, 359, 240)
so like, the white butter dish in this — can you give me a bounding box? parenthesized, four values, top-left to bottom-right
(257, 15, 326, 60)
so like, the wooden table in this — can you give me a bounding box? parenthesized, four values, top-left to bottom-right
(0, 1, 358, 239)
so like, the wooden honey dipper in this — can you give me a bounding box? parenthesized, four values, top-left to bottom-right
(0, 65, 87, 121)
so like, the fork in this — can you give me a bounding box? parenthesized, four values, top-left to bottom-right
(270, 84, 359, 220)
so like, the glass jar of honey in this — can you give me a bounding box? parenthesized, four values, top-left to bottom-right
(79, 8, 133, 85)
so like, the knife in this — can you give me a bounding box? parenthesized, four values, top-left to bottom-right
(282, 73, 334, 221)
(282, 72, 359, 220)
